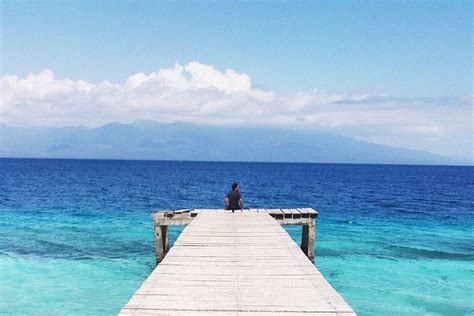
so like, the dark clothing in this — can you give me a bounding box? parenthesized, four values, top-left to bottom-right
(226, 190, 242, 210)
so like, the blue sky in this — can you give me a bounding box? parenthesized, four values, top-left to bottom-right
(1, 1, 472, 96)
(0, 1, 472, 160)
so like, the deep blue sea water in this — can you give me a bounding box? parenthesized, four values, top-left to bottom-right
(0, 158, 473, 315)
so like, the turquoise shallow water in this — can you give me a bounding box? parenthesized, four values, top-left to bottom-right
(0, 159, 473, 315)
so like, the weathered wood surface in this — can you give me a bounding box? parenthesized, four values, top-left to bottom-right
(156, 208, 318, 221)
(152, 208, 318, 264)
(120, 211, 355, 315)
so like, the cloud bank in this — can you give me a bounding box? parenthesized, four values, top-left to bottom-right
(0, 62, 472, 159)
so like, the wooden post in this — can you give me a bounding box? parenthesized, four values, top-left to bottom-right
(301, 219, 315, 262)
(154, 220, 168, 265)
(162, 225, 168, 253)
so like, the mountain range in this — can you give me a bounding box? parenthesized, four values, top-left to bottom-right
(0, 121, 460, 165)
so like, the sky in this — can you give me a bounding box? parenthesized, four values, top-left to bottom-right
(0, 1, 472, 160)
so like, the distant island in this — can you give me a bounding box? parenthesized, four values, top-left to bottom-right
(0, 121, 462, 165)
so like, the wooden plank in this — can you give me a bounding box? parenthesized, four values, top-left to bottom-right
(265, 208, 284, 220)
(287, 208, 302, 219)
(298, 207, 318, 218)
(280, 208, 294, 219)
(121, 211, 354, 315)
(190, 209, 203, 217)
(173, 209, 191, 215)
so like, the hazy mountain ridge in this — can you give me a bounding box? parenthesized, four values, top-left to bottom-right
(0, 121, 459, 165)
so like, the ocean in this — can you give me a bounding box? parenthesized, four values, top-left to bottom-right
(0, 158, 473, 315)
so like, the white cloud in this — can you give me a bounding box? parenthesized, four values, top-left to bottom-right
(0, 62, 472, 158)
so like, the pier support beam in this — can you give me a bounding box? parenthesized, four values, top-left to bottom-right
(301, 219, 315, 262)
(154, 222, 168, 265)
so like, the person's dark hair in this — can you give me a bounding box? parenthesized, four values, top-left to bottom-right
(232, 183, 239, 190)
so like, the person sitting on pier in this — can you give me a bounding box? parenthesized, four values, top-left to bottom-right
(224, 182, 243, 212)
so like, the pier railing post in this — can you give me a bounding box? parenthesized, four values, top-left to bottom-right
(154, 218, 168, 265)
(301, 219, 315, 262)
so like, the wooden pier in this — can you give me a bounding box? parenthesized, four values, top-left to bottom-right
(120, 209, 355, 315)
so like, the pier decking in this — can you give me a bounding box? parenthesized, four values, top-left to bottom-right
(120, 209, 355, 315)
